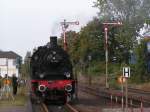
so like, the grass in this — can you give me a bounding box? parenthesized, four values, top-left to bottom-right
(0, 86, 28, 107)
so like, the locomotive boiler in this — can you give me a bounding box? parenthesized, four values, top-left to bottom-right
(30, 36, 76, 104)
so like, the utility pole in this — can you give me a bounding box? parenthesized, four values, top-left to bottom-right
(102, 21, 123, 88)
(60, 19, 79, 51)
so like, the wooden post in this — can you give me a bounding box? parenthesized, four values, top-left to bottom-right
(140, 96, 143, 112)
(125, 78, 128, 112)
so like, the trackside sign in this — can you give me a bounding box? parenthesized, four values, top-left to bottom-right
(123, 67, 130, 78)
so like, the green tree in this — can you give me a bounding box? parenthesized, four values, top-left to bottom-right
(79, 17, 104, 62)
(94, 0, 150, 23)
(58, 31, 80, 63)
(94, 0, 150, 64)
(132, 40, 150, 83)
(21, 51, 31, 78)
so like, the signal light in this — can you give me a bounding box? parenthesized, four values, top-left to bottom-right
(118, 76, 126, 84)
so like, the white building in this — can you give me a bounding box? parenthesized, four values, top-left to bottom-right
(0, 51, 22, 77)
(143, 31, 150, 38)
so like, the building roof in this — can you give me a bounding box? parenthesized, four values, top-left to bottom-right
(0, 51, 22, 59)
(143, 30, 150, 38)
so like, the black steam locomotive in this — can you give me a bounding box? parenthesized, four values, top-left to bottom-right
(30, 36, 76, 104)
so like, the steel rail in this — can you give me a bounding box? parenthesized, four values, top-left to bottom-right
(79, 85, 150, 107)
(40, 103, 49, 112)
(65, 103, 80, 112)
(38, 102, 80, 112)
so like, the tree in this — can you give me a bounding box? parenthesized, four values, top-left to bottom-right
(79, 17, 104, 62)
(132, 40, 148, 82)
(94, 0, 150, 64)
(94, 0, 150, 44)
(94, 0, 150, 23)
(59, 31, 80, 64)
(21, 51, 31, 78)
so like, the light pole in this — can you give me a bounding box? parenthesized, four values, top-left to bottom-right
(60, 19, 79, 51)
(103, 21, 123, 88)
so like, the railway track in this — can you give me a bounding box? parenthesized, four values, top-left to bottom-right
(79, 83, 150, 95)
(65, 104, 80, 112)
(31, 84, 150, 112)
(128, 87, 150, 95)
(33, 103, 80, 112)
(31, 103, 48, 112)
(79, 84, 150, 107)
(41, 103, 49, 112)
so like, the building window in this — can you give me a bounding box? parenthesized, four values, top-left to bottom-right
(13, 59, 16, 66)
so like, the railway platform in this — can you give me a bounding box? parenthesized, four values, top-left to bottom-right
(0, 106, 28, 112)
(0, 100, 33, 112)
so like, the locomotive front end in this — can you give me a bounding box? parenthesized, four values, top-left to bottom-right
(30, 36, 76, 105)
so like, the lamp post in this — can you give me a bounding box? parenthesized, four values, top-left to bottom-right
(103, 21, 123, 88)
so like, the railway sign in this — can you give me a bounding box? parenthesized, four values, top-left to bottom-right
(123, 67, 130, 78)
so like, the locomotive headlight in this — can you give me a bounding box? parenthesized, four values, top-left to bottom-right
(65, 84, 72, 92)
(64, 72, 71, 78)
(39, 73, 45, 78)
(38, 85, 46, 92)
(52, 56, 56, 60)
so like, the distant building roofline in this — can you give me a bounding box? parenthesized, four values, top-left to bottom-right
(0, 51, 22, 59)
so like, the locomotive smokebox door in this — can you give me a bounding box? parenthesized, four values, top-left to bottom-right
(50, 36, 57, 47)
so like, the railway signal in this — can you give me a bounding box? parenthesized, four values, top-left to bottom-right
(118, 76, 126, 84)
(102, 21, 123, 88)
(60, 19, 79, 51)
(123, 67, 130, 78)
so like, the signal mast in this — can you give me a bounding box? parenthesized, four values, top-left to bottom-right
(102, 21, 123, 89)
(60, 19, 79, 51)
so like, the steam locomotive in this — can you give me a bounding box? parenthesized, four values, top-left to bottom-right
(30, 36, 76, 104)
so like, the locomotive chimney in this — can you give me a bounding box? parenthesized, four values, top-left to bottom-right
(50, 36, 57, 47)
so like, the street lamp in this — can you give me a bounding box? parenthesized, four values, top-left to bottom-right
(103, 21, 123, 88)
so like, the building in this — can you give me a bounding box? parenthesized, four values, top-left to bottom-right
(0, 51, 22, 77)
(143, 31, 150, 38)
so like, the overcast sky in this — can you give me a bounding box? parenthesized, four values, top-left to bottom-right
(0, 0, 98, 58)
